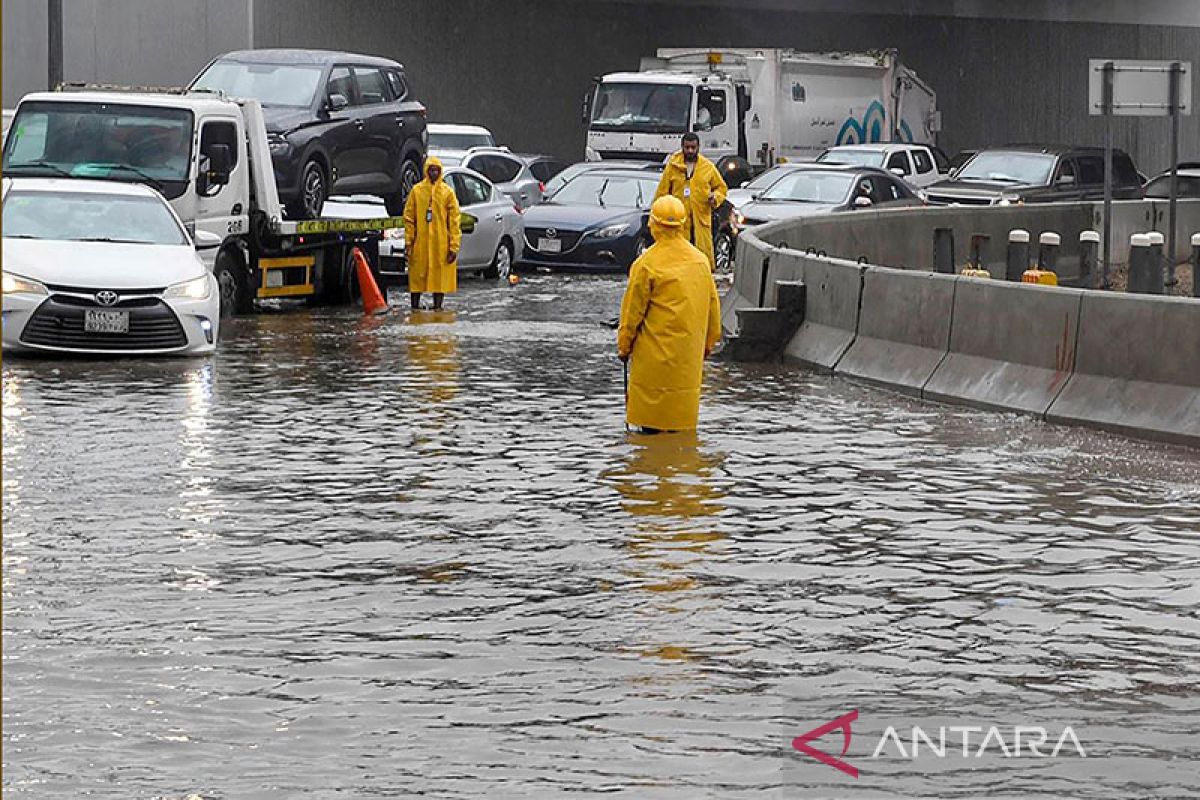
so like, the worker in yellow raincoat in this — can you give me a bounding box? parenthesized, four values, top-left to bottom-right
(654, 132, 727, 271)
(618, 195, 722, 433)
(403, 156, 461, 311)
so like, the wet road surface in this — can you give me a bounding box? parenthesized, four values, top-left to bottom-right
(4, 275, 1199, 798)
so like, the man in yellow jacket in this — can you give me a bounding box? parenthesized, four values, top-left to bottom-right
(403, 156, 461, 311)
(618, 195, 722, 433)
(654, 132, 728, 271)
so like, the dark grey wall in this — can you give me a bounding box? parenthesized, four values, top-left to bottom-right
(253, 0, 1199, 173)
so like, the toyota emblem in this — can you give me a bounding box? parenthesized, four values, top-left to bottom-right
(94, 291, 119, 307)
(545, 228, 557, 238)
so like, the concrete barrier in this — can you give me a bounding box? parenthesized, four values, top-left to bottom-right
(781, 256, 864, 372)
(1047, 292, 1200, 446)
(836, 268, 955, 395)
(924, 280, 1084, 415)
(721, 233, 771, 335)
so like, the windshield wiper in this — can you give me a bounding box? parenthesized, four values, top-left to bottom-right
(77, 237, 152, 244)
(5, 160, 73, 177)
(94, 164, 165, 191)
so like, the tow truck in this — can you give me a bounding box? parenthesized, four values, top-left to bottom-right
(2, 85, 405, 317)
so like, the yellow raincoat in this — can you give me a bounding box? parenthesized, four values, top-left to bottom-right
(654, 152, 728, 271)
(617, 215, 722, 431)
(403, 157, 462, 294)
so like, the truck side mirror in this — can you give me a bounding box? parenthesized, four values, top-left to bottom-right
(581, 90, 593, 126)
(206, 143, 232, 185)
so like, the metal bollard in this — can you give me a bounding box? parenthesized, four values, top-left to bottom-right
(933, 228, 955, 274)
(1079, 230, 1100, 289)
(1006, 229, 1030, 282)
(1037, 231, 1061, 273)
(1192, 233, 1200, 299)
(1128, 233, 1152, 294)
(1146, 232, 1166, 295)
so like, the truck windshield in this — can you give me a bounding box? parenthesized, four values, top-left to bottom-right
(192, 61, 324, 108)
(591, 83, 692, 134)
(4, 189, 188, 246)
(2, 102, 194, 199)
(956, 152, 1056, 184)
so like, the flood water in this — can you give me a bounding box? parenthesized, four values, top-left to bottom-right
(4, 274, 1199, 799)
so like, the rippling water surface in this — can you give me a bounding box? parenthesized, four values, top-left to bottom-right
(4, 275, 1199, 798)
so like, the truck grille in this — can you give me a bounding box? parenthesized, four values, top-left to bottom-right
(20, 297, 188, 352)
(926, 193, 995, 206)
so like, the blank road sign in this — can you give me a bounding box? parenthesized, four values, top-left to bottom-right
(1088, 59, 1192, 116)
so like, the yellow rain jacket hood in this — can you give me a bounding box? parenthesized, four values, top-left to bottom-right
(617, 210, 722, 431)
(403, 157, 462, 294)
(654, 151, 728, 271)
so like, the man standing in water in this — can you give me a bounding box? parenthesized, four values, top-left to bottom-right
(654, 132, 727, 271)
(403, 157, 461, 311)
(617, 195, 722, 433)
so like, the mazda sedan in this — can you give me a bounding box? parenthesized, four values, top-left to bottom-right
(517, 169, 659, 272)
(2, 178, 219, 356)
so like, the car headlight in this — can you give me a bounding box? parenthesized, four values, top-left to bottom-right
(163, 275, 212, 300)
(267, 133, 292, 156)
(2, 272, 48, 296)
(591, 223, 629, 239)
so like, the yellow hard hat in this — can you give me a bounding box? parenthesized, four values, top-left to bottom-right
(650, 195, 686, 228)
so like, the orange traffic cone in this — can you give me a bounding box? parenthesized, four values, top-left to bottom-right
(351, 247, 389, 315)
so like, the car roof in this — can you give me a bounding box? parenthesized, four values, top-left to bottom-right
(824, 143, 927, 152)
(984, 144, 1129, 157)
(215, 48, 402, 69)
(428, 123, 493, 135)
(4, 176, 165, 197)
(570, 168, 661, 179)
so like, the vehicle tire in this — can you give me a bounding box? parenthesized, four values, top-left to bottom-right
(483, 240, 513, 280)
(286, 159, 327, 220)
(322, 247, 364, 306)
(714, 230, 733, 274)
(384, 157, 422, 216)
(634, 235, 650, 260)
(214, 249, 252, 319)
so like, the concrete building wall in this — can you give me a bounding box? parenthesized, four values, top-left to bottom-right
(5, 0, 1197, 174)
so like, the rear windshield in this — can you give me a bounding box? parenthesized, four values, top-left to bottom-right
(192, 60, 324, 108)
(3, 189, 187, 246)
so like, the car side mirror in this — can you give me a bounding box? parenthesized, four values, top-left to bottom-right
(853, 196, 873, 208)
(194, 229, 223, 250)
(326, 93, 349, 113)
(1057, 174, 1076, 187)
(889, 167, 907, 177)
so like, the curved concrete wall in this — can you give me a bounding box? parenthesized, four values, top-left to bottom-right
(731, 205, 1200, 448)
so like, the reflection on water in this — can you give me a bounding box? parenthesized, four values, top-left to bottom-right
(3, 277, 1199, 798)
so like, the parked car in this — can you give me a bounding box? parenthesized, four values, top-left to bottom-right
(816, 142, 943, 187)
(1142, 162, 1200, 199)
(323, 164, 523, 281)
(427, 123, 496, 166)
(190, 49, 427, 220)
(542, 159, 662, 199)
(2, 109, 14, 146)
(518, 168, 660, 272)
(736, 164, 923, 229)
(946, 148, 977, 175)
(925, 145, 1142, 206)
(460, 148, 566, 209)
(2, 178, 219, 355)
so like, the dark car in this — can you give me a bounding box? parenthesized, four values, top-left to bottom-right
(191, 49, 427, 219)
(517, 168, 660, 272)
(735, 164, 923, 229)
(1142, 162, 1200, 199)
(925, 145, 1142, 206)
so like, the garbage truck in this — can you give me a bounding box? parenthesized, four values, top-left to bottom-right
(584, 48, 940, 182)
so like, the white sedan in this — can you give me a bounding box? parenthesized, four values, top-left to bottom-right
(2, 178, 219, 356)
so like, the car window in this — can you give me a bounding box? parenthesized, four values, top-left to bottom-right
(912, 149, 934, 174)
(326, 66, 355, 103)
(1075, 156, 1105, 185)
(385, 69, 409, 101)
(4, 189, 187, 245)
(1054, 159, 1077, 183)
(353, 67, 389, 105)
(1143, 174, 1200, 198)
(697, 87, 727, 128)
(468, 154, 521, 184)
(886, 151, 910, 175)
(529, 159, 566, 182)
(199, 121, 238, 170)
(870, 175, 909, 202)
(454, 173, 492, 206)
(1113, 154, 1140, 186)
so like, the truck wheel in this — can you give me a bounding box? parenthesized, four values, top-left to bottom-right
(287, 160, 327, 219)
(483, 240, 512, 279)
(215, 249, 252, 318)
(322, 247, 365, 306)
(385, 157, 422, 216)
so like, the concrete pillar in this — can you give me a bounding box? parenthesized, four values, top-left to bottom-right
(1037, 231, 1061, 273)
(1006, 229, 1030, 282)
(1128, 233, 1153, 294)
(969, 233, 990, 269)
(1192, 233, 1200, 299)
(1079, 230, 1100, 289)
(933, 228, 955, 274)
(1147, 232, 1166, 295)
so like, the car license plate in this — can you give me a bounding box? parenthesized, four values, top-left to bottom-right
(84, 309, 129, 334)
(538, 237, 562, 253)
